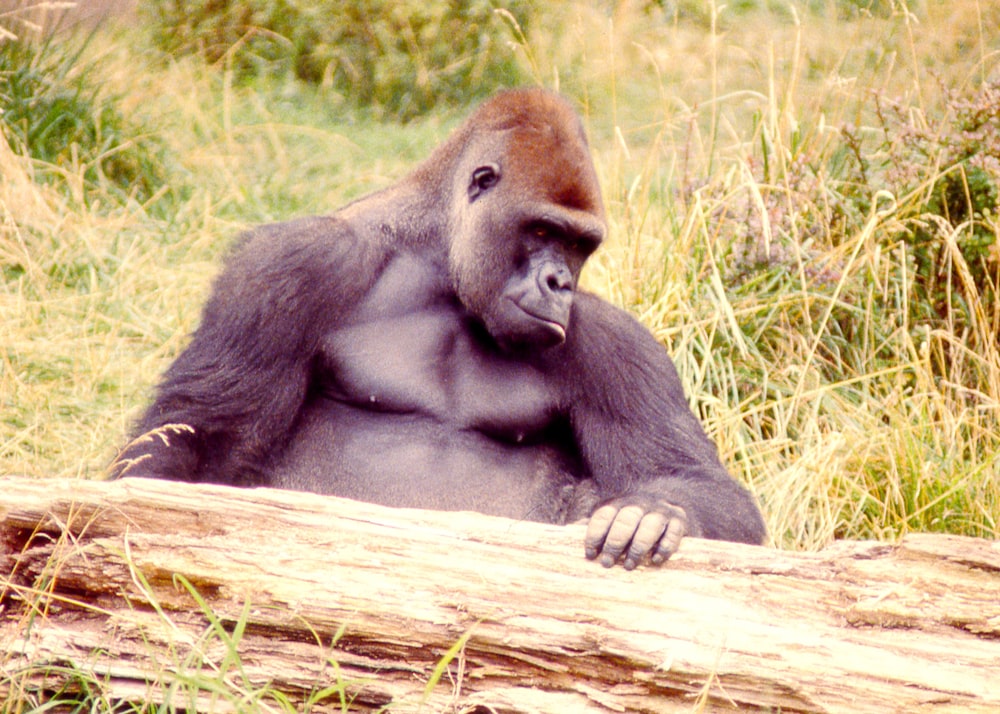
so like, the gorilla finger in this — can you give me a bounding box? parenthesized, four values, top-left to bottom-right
(584, 504, 621, 560)
(650, 515, 687, 565)
(598, 505, 645, 568)
(623, 512, 670, 571)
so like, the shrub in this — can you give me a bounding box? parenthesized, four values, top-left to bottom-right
(0, 27, 166, 207)
(144, 0, 531, 120)
(873, 82, 1000, 336)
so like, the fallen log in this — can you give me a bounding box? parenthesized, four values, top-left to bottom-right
(1, 476, 998, 713)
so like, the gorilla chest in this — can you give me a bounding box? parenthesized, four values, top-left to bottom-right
(320, 308, 559, 439)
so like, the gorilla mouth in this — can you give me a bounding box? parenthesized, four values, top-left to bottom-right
(518, 306, 568, 343)
(537, 318, 566, 342)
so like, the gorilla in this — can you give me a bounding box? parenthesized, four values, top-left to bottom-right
(114, 88, 766, 569)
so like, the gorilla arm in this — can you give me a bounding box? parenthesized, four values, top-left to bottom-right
(560, 294, 767, 569)
(113, 217, 380, 485)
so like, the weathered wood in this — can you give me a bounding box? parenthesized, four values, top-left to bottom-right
(1, 476, 998, 713)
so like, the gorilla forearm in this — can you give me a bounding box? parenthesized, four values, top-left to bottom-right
(561, 294, 766, 563)
(122, 358, 311, 484)
(631, 473, 766, 543)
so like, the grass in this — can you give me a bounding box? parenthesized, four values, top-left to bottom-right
(2, 2, 999, 707)
(2, 1, 998, 545)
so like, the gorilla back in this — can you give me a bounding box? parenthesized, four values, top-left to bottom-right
(115, 88, 766, 570)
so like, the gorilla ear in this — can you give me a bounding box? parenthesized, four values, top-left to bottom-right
(468, 164, 501, 201)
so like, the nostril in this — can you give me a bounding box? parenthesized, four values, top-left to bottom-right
(545, 275, 570, 293)
(540, 264, 572, 294)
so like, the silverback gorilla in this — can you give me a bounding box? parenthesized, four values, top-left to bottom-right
(114, 88, 766, 569)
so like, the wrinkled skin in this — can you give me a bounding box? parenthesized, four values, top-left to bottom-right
(114, 89, 766, 568)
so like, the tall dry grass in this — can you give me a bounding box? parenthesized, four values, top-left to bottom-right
(560, 0, 1000, 548)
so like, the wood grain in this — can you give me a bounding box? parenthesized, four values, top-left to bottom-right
(2, 476, 998, 712)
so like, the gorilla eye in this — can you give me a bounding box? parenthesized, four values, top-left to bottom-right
(568, 237, 591, 254)
(468, 164, 500, 200)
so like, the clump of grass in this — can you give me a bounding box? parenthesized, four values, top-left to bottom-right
(869, 81, 1000, 336)
(0, 11, 168, 210)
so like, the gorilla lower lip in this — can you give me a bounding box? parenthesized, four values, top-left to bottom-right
(545, 321, 566, 341)
(524, 308, 566, 342)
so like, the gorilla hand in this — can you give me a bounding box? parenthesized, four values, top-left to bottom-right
(584, 495, 688, 570)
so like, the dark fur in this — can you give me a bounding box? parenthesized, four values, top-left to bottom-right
(115, 89, 766, 568)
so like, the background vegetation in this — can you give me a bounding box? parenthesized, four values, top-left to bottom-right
(3, 0, 999, 552)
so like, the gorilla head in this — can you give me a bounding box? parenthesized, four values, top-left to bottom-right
(442, 91, 606, 351)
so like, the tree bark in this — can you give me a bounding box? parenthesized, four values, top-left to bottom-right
(1, 476, 998, 713)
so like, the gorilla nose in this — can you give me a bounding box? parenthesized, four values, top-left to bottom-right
(539, 263, 572, 295)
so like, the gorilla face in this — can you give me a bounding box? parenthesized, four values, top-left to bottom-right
(450, 128, 605, 353)
(488, 209, 602, 350)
